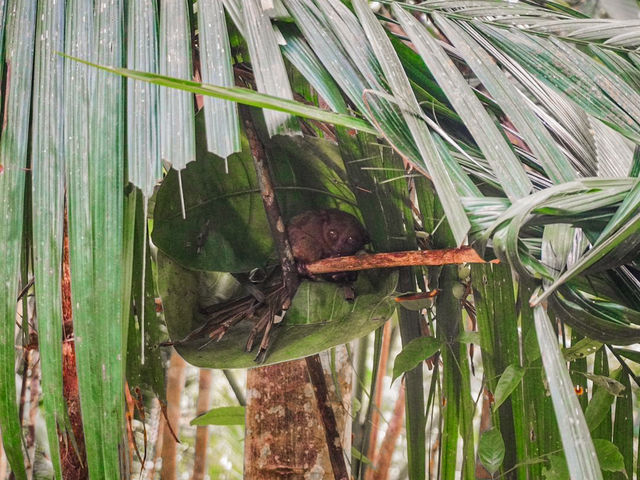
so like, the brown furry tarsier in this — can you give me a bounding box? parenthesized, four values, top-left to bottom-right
(187, 209, 369, 361)
(287, 208, 370, 283)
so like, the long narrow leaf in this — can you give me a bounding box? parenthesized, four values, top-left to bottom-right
(61, 55, 376, 134)
(534, 304, 602, 480)
(353, 0, 469, 245)
(159, 0, 195, 169)
(0, 0, 37, 477)
(243, 0, 298, 136)
(394, 5, 532, 201)
(127, 0, 160, 198)
(31, 0, 66, 476)
(198, 0, 240, 158)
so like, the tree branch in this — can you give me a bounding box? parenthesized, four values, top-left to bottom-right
(305, 246, 491, 275)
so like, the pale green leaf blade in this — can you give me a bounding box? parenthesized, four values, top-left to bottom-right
(278, 24, 347, 114)
(31, 0, 66, 475)
(534, 305, 602, 480)
(243, 0, 298, 136)
(353, 0, 469, 245)
(60, 56, 376, 135)
(159, 0, 195, 169)
(127, 0, 160, 198)
(198, 0, 240, 158)
(434, 15, 576, 184)
(394, 5, 531, 201)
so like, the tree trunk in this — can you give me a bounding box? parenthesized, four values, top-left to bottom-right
(244, 347, 352, 479)
(161, 350, 187, 480)
(191, 369, 213, 480)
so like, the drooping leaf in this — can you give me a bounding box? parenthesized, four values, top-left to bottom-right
(492, 364, 525, 411)
(478, 428, 506, 475)
(391, 336, 442, 384)
(593, 439, 626, 474)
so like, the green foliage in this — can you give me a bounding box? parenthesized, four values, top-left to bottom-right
(391, 336, 441, 383)
(191, 406, 245, 426)
(478, 428, 506, 475)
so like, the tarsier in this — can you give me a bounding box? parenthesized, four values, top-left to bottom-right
(287, 208, 370, 282)
(187, 209, 369, 361)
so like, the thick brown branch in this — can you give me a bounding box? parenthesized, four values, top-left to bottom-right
(306, 246, 491, 274)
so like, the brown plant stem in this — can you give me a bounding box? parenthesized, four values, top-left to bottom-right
(240, 105, 298, 301)
(306, 246, 491, 274)
(305, 355, 350, 480)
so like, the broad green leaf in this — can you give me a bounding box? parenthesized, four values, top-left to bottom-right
(584, 382, 616, 433)
(391, 336, 442, 384)
(478, 428, 505, 475)
(191, 406, 245, 426)
(493, 364, 525, 411)
(158, 251, 398, 368)
(153, 114, 359, 272)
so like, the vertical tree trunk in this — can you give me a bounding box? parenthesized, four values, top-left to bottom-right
(244, 347, 352, 479)
(161, 349, 187, 480)
(191, 369, 213, 480)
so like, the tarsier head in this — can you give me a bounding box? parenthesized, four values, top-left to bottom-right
(322, 209, 370, 257)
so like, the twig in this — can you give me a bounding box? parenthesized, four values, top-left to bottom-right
(306, 246, 492, 274)
(240, 105, 299, 301)
(305, 355, 350, 480)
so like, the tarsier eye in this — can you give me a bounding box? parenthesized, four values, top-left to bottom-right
(328, 229, 338, 241)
